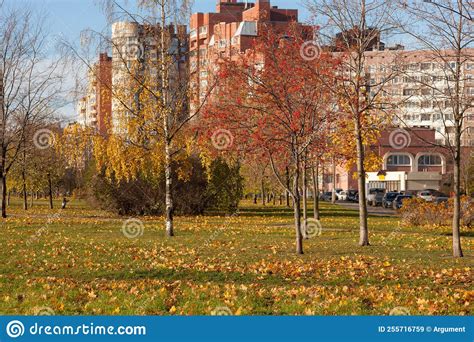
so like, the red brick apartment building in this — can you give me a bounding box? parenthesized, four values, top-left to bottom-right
(78, 53, 112, 136)
(189, 0, 305, 110)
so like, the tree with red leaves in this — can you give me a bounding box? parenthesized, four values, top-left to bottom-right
(201, 24, 339, 254)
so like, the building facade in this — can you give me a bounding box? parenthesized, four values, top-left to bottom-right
(77, 53, 112, 135)
(111, 21, 187, 133)
(325, 127, 455, 193)
(364, 48, 474, 147)
(189, 0, 303, 111)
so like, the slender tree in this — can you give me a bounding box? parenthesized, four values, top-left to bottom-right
(202, 25, 337, 254)
(0, 4, 64, 217)
(305, 0, 401, 246)
(397, 0, 474, 257)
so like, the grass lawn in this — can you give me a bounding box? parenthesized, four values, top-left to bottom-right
(0, 198, 472, 315)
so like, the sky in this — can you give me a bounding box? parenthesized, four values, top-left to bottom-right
(5, 0, 311, 121)
(13, 0, 311, 47)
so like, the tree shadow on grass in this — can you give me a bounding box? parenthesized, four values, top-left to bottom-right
(440, 231, 474, 238)
(87, 267, 300, 287)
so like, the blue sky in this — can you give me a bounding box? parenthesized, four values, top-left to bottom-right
(5, 0, 310, 120)
(12, 0, 310, 45)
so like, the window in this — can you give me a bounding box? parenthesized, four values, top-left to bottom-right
(198, 26, 207, 35)
(387, 155, 411, 166)
(403, 88, 417, 96)
(420, 101, 431, 109)
(190, 29, 197, 38)
(420, 113, 431, 121)
(421, 63, 432, 71)
(418, 154, 442, 166)
(421, 88, 432, 96)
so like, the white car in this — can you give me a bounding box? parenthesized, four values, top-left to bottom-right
(336, 191, 348, 201)
(418, 191, 434, 202)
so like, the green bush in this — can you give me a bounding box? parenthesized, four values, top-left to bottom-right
(84, 157, 243, 216)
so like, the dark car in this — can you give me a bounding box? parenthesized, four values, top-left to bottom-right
(347, 190, 358, 202)
(321, 192, 333, 202)
(434, 193, 449, 204)
(382, 192, 400, 209)
(393, 194, 413, 209)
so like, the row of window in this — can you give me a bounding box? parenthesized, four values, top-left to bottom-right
(387, 154, 442, 166)
(368, 62, 474, 74)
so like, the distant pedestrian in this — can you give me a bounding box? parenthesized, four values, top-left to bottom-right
(61, 197, 68, 209)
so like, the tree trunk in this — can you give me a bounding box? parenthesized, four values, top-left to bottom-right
(261, 177, 266, 206)
(1, 175, 7, 218)
(452, 47, 463, 257)
(450, 36, 464, 257)
(355, 118, 369, 246)
(48, 173, 53, 209)
(331, 156, 337, 204)
(293, 171, 303, 254)
(312, 163, 320, 220)
(291, 146, 304, 254)
(164, 139, 174, 237)
(285, 166, 290, 207)
(21, 168, 27, 210)
(452, 148, 463, 257)
(7, 190, 10, 207)
(302, 159, 308, 239)
(30, 192, 34, 208)
(159, 1, 174, 238)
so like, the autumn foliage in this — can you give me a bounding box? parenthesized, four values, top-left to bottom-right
(200, 23, 339, 254)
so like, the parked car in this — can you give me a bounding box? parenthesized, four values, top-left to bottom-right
(367, 188, 386, 206)
(393, 194, 413, 209)
(346, 190, 358, 202)
(418, 190, 449, 203)
(336, 191, 348, 201)
(434, 194, 449, 204)
(321, 192, 333, 201)
(382, 192, 400, 209)
(417, 189, 437, 202)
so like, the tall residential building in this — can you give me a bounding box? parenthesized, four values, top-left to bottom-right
(77, 53, 112, 135)
(363, 48, 474, 146)
(189, 0, 304, 111)
(111, 21, 188, 133)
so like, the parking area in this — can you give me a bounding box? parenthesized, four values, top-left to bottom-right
(335, 201, 397, 217)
